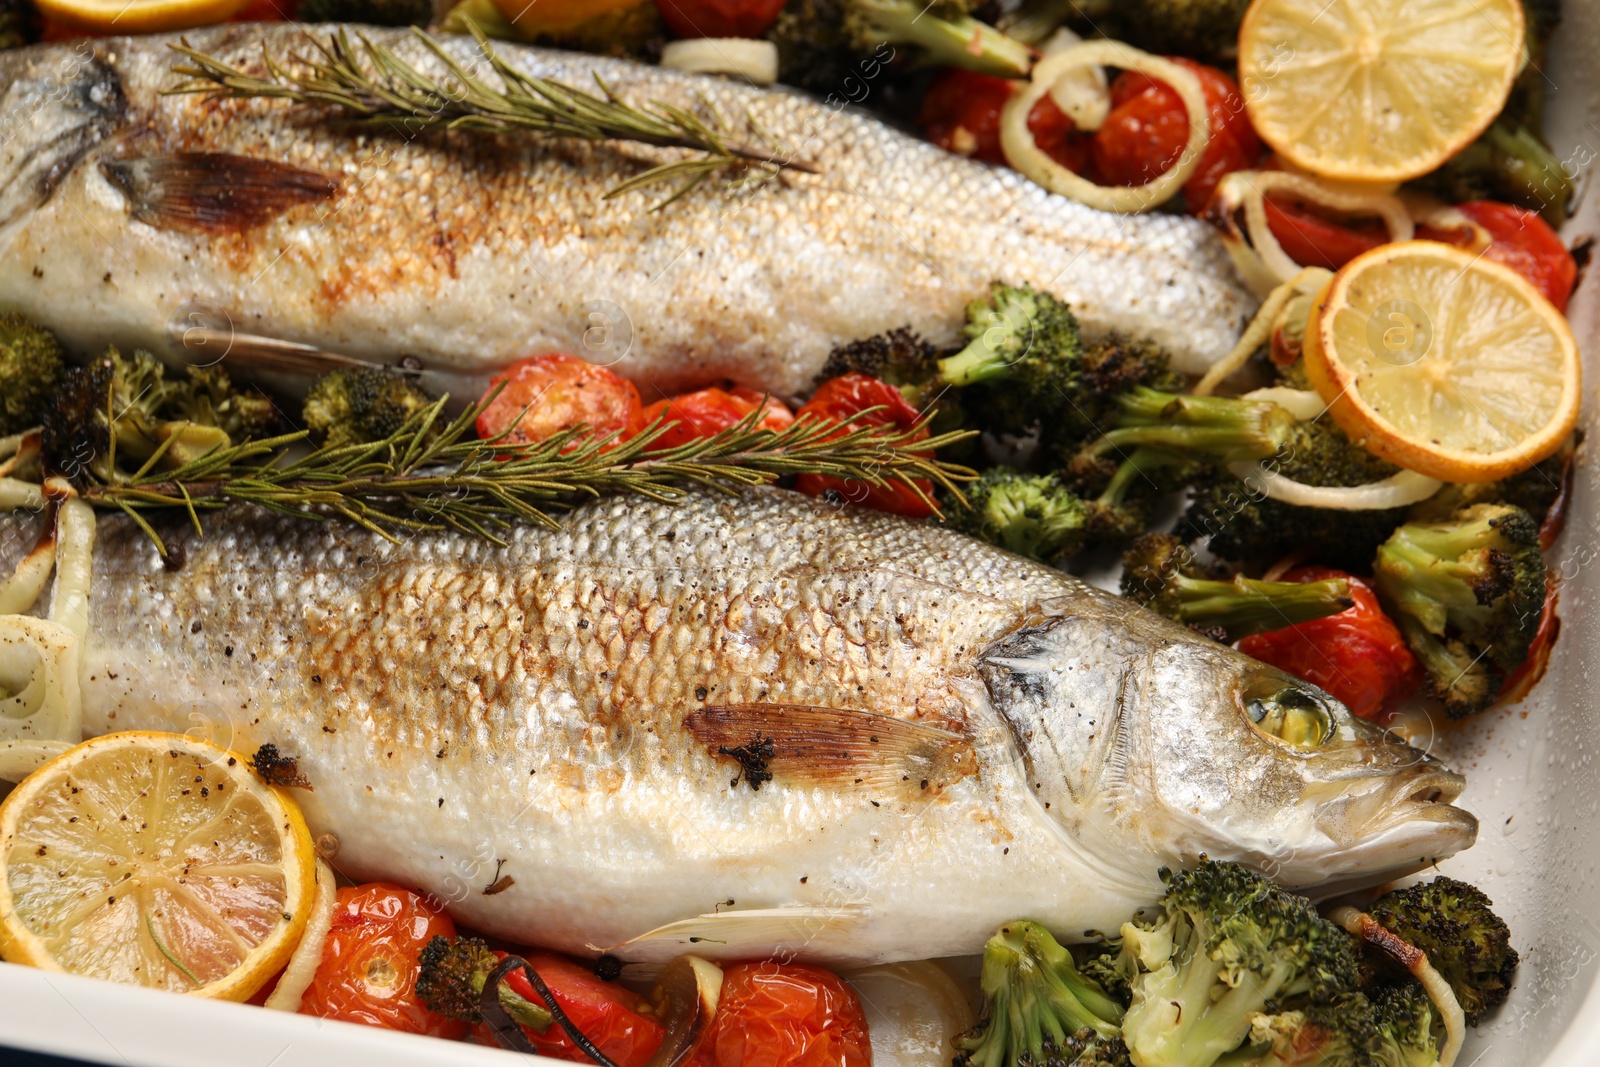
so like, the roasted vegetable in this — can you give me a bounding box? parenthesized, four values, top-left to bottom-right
(767, 0, 1032, 95)
(1370, 980, 1444, 1067)
(1372, 504, 1547, 718)
(954, 921, 1125, 1067)
(1120, 533, 1353, 641)
(1117, 859, 1363, 1067)
(1367, 877, 1519, 1026)
(944, 467, 1092, 561)
(302, 367, 435, 449)
(1108, 0, 1253, 65)
(415, 935, 554, 1029)
(0, 0, 38, 50)
(1182, 420, 1407, 569)
(0, 314, 65, 436)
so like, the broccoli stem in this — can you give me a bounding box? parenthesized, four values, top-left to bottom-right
(1168, 574, 1352, 638)
(856, 0, 1034, 78)
(1090, 389, 1297, 464)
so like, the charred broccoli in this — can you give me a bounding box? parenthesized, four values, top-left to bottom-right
(1407, 440, 1570, 527)
(1121, 533, 1353, 640)
(1370, 980, 1444, 1067)
(945, 468, 1092, 561)
(1367, 877, 1519, 1026)
(301, 367, 434, 449)
(1414, 121, 1572, 226)
(1372, 504, 1547, 718)
(1085, 389, 1299, 466)
(41, 348, 276, 481)
(0, 314, 65, 436)
(297, 0, 431, 26)
(1107, 0, 1253, 65)
(767, 0, 1031, 95)
(1214, 995, 1387, 1067)
(1181, 419, 1408, 569)
(1117, 859, 1364, 1067)
(954, 921, 1126, 1067)
(415, 935, 554, 1030)
(816, 326, 943, 402)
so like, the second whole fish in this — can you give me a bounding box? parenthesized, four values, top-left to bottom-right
(2, 488, 1477, 966)
(0, 26, 1255, 398)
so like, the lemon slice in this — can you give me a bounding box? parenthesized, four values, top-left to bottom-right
(1304, 241, 1580, 483)
(34, 0, 247, 34)
(1237, 0, 1525, 182)
(0, 732, 315, 1002)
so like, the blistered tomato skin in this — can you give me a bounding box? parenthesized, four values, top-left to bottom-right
(1419, 201, 1578, 311)
(297, 883, 467, 1038)
(693, 962, 872, 1067)
(794, 373, 935, 518)
(476, 952, 665, 1067)
(640, 386, 795, 449)
(476, 353, 644, 447)
(1237, 566, 1420, 724)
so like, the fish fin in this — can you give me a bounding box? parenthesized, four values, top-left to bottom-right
(684, 704, 973, 793)
(101, 153, 336, 233)
(604, 905, 870, 963)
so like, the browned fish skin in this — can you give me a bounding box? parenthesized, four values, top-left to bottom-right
(0, 26, 1255, 397)
(0, 488, 1474, 966)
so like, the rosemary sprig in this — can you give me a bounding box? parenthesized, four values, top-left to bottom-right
(165, 25, 819, 205)
(81, 395, 975, 554)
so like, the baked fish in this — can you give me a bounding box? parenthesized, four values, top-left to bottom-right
(0, 27, 1254, 398)
(8, 488, 1476, 965)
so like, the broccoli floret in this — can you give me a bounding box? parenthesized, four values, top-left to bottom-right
(0, 0, 39, 50)
(1367, 877, 1519, 1026)
(1120, 533, 1353, 640)
(302, 367, 434, 449)
(1370, 980, 1443, 1067)
(1407, 440, 1570, 527)
(415, 935, 554, 1030)
(297, 0, 431, 26)
(1181, 420, 1407, 569)
(945, 468, 1093, 561)
(0, 314, 65, 436)
(40, 347, 277, 482)
(767, 0, 1031, 94)
(1085, 389, 1300, 466)
(1106, 0, 1253, 65)
(817, 326, 943, 399)
(1414, 121, 1572, 226)
(1372, 504, 1547, 718)
(1215, 995, 1387, 1067)
(955, 921, 1125, 1067)
(942, 282, 1083, 392)
(1118, 859, 1363, 1067)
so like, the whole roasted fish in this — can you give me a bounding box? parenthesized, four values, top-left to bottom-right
(10, 489, 1474, 965)
(0, 27, 1253, 398)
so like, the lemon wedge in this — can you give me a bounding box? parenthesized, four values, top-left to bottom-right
(1237, 0, 1525, 182)
(0, 732, 316, 1002)
(1304, 241, 1580, 483)
(34, 0, 247, 34)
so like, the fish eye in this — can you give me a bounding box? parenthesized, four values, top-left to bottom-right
(1245, 686, 1334, 749)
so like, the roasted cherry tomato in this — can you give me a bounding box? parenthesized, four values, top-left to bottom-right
(640, 386, 795, 449)
(1418, 200, 1578, 312)
(1092, 58, 1261, 213)
(477, 353, 644, 447)
(655, 0, 786, 38)
(695, 961, 872, 1067)
(919, 69, 1015, 164)
(1237, 566, 1419, 725)
(474, 952, 665, 1067)
(793, 373, 934, 517)
(1262, 195, 1390, 271)
(297, 883, 467, 1037)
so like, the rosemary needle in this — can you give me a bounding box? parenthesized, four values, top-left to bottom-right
(165, 25, 820, 206)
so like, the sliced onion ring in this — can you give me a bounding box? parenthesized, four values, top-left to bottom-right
(1240, 170, 1414, 286)
(1241, 387, 1327, 421)
(660, 39, 778, 85)
(1329, 907, 1464, 1067)
(1194, 267, 1331, 397)
(1228, 460, 1442, 511)
(264, 859, 339, 1012)
(1000, 41, 1210, 213)
(645, 955, 724, 1067)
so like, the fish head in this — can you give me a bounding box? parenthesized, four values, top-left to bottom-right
(0, 43, 124, 230)
(979, 603, 1477, 893)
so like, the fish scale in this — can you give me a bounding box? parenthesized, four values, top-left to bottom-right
(0, 487, 1477, 965)
(0, 26, 1254, 397)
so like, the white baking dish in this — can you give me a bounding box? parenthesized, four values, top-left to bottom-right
(4, 5, 1600, 1064)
